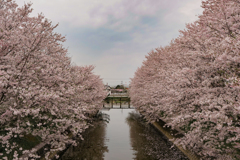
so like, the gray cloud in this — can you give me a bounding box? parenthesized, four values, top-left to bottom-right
(16, 0, 203, 86)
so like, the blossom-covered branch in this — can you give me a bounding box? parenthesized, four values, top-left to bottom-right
(0, 0, 106, 159)
(130, 0, 240, 159)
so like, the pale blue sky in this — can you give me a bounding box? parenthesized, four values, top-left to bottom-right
(16, 0, 203, 86)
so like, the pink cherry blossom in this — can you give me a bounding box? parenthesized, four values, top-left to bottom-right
(130, 0, 240, 159)
(0, 0, 107, 159)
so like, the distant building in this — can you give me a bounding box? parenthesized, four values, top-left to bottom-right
(104, 84, 111, 91)
(105, 83, 128, 95)
(104, 84, 111, 96)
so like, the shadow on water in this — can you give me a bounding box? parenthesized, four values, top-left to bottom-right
(60, 112, 109, 160)
(60, 108, 188, 160)
(126, 112, 188, 160)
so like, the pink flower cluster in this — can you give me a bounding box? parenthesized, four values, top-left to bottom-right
(0, 0, 106, 159)
(130, 0, 240, 159)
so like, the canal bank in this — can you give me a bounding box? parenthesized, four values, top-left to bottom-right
(151, 121, 200, 160)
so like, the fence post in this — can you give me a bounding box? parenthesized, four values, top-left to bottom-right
(120, 98, 122, 108)
(111, 98, 113, 108)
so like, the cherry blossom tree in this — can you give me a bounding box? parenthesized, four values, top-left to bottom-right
(0, 0, 106, 159)
(130, 0, 240, 159)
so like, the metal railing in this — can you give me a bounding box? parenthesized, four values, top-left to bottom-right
(107, 92, 129, 97)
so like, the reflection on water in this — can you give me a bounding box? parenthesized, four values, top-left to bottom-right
(126, 112, 188, 160)
(60, 118, 108, 160)
(102, 109, 134, 160)
(60, 108, 188, 160)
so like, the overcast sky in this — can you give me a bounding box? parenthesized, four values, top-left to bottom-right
(16, 0, 203, 86)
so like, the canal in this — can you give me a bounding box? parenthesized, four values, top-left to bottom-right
(60, 105, 188, 160)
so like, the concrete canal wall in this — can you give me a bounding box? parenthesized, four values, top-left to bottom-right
(151, 121, 200, 160)
(135, 108, 200, 160)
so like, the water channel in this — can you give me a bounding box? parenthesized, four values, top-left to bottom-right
(60, 103, 188, 160)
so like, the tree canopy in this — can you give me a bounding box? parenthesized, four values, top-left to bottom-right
(130, 0, 240, 159)
(0, 0, 106, 159)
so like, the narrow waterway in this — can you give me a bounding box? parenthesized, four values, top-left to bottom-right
(60, 105, 188, 160)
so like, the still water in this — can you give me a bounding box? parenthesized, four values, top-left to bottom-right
(60, 106, 188, 160)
